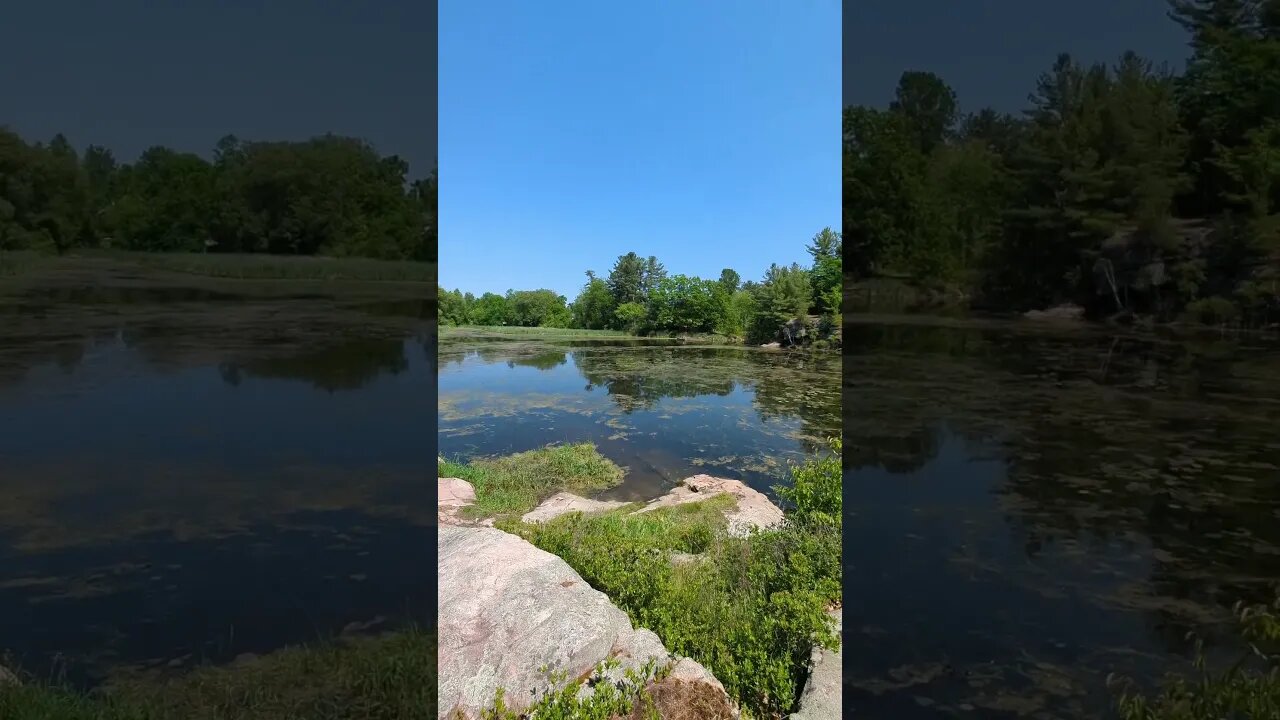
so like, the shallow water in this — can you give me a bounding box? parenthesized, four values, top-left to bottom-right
(0, 273, 434, 686)
(845, 318, 1280, 719)
(437, 340, 840, 501)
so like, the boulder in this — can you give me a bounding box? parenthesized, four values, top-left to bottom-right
(438, 477, 483, 526)
(636, 475, 785, 538)
(788, 608, 842, 719)
(437, 523, 733, 719)
(520, 491, 629, 524)
(0, 663, 17, 687)
(1023, 304, 1085, 322)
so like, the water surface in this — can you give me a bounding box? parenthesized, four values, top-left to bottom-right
(846, 318, 1280, 718)
(0, 265, 434, 685)
(438, 339, 840, 500)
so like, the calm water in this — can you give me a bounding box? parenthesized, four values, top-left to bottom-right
(437, 340, 840, 500)
(846, 318, 1280, 719)
(0, 288, 434, 685)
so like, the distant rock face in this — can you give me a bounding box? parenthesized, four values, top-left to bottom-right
(436, 480, 735, 720)
(789, 608, 842, 720)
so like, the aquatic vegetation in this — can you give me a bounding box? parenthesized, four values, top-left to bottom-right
(0, 627, 436, 720)
(1113, 595, 1280, 720)
(438, 443, 624, 518)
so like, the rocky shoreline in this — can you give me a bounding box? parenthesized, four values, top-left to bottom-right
(436, 473, 841, 719)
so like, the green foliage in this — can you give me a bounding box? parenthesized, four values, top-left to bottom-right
(614, 301, 648, 334)
(507, 446, 842, 718)
(0, 129, 434, 261)
(1114, 594, 1280, 720)
(572, 273, 616, 330)
(647, 274, 725, 333)
(506, 289, 570, 327)
(847, 11, 1280, 325)
(438, 443, 624, 519)
(0, 628, 436, 720)
(806, 228, 842, 314)
(480, 658, 669, 720)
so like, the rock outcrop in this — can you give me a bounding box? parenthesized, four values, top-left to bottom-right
(520, 491, 629, 524)
(789, 608, 842, 720)
(436, 478, 736, 719)
(633, 474, 785, 538)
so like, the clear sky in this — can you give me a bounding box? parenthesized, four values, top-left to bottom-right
(0, 0, 436, 180)
(440, 1, 841, 299)
(844, 0, 1191, 113)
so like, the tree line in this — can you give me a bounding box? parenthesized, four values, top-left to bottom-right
(438, 228, 842, 344)
(845, 0, 1280, 326)
(0, 129, 436, 262)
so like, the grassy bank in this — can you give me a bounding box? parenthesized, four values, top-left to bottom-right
(0, 627, 435, 720)
(438, 442, 624, 519)
(440, 325, 649, 339)
(0, 250, 434, 283)
(496, 440, 843, 719)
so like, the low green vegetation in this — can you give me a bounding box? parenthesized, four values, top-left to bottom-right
(480, 658, 671, 720)
(125, 252, 435, 282)
(439, 443, 624, 519)
(500, 439, 843, 719)
(0, 627, 435, 720)
(440, 325, 641, 339)
(846, 1, 1280, 327)
(1113, 595, 1280, 720)
(438, 229, 842, 347)
(0, 130, 435, 262)
(0, 251, 51, 278)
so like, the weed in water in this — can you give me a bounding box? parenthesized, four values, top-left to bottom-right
(439, 443, 623, 518)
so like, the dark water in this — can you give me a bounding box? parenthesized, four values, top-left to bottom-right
(437, 340, 840, 500)
(0, 291, 434, 686)
(845, 318, 1280, 718)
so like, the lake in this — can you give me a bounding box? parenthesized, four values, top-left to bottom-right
(437, 337, 841, 501)
(0, 258, 435, 686)
(845, 316, 1280, 719)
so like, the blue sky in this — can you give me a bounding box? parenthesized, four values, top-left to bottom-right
(440, 1, 840, 299)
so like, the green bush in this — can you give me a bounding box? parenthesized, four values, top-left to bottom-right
(506, 445, 842, 718)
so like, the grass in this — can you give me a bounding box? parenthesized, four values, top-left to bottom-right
(0, 627, 435, 720)
(92, 250, 434, 282)
(438, 442, 624, 519)
(498, 440, 843, 719)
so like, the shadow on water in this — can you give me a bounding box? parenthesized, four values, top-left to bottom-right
(438, 339, 840, 501)
(845, 317, 1280, 719)
(0, 293, 434, 688)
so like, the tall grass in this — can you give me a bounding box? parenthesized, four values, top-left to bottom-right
(439, 443, 624, 518)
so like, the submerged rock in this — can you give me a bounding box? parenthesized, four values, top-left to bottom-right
(436, 482, 734, 719)
(789, 608, 842, 719)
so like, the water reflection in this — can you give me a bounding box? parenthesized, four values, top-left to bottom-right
(845, 318, 1280, 718)
(438, 341, 840, 499)
(0, 303, 434, 687)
